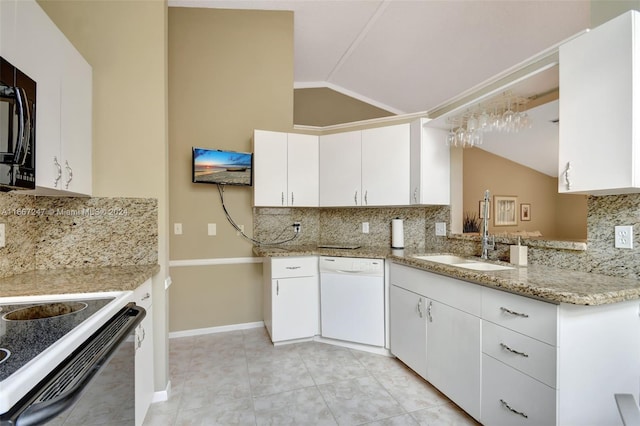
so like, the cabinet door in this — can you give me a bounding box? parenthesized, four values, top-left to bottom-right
(361, 124, 410, 206)
(135, 304, 154, 426)
(14, 0, 64, 190)
(319, 130, 361, 206)
(271, 276, 319, 342)
(60, 37, 92, 195)
(410, 120, 450, 205)
(287, 133, 318, 207)
(0, 0, 17, 60)
(389, 285, 427, 379)
(253, 130, 288, 206)
(427, 300, 481, 420)
(559, 11, 639, 194)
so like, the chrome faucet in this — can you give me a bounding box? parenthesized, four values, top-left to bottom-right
(481, 189, 494, 259)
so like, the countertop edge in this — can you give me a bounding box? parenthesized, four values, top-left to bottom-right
(0, 264, 161, 298)
(255, 246, 640, 306)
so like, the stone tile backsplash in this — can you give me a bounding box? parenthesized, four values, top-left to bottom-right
(0, 193, 158, 279)
(254, 193, 640, 280)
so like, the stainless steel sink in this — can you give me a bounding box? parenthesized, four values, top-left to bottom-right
(412, 254, 514, 271)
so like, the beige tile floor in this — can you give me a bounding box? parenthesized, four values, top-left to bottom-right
(143, 327, 480, 426)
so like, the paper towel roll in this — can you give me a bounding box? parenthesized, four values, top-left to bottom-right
(392, 218, 404, 249)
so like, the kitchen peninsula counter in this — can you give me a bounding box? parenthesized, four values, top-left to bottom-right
(0, 264, 160, 298)
(254, 245, 640, 306)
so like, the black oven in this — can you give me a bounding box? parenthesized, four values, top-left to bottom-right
(0, 56, 36, 190)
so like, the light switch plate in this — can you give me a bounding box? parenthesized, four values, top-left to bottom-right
(208, 223, 217, 236)
(615, 225, 633, 249)
(174, 223, 182, 235)
(362, 222, 369, 233)
(435, 222, 447, 236)
(0, 223, 5, 248)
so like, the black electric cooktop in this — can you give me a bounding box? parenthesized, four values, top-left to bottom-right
(0, 298, 114, 381)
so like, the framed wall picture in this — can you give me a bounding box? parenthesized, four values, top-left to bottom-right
(521, 203, 531, 221)
(479, 200, 490, 219)
(494, 195, 517, 226)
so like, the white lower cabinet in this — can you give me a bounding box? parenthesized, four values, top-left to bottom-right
(390, 262, 640, 425)
(427, 300, 481, 420)
(389, 285, 427, 379)
(263, 257, 319, 343)
(133, 279, 154, 426)
(389, 263, 481, 421)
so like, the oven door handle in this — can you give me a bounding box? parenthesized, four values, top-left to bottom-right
(9, 304, 145, 426)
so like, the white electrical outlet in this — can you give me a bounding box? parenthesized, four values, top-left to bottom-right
(435, 222, 447, 236)
(174, 223, 182, 235)
(362, 222, 369, 233)
(615, 225, 633, 249)
(0, 223, 5, 248)
(208, 223, 217, 236)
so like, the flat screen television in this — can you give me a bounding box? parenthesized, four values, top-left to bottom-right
(192, 147, 253, 186)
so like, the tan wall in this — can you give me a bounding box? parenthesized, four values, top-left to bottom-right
(294, 87, 394, 126)
(168, 7, 293, 332)
(38, 0, 170, 392)
(463, 148, 586, 239)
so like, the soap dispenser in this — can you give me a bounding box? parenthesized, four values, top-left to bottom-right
(510, 237, 527, 266)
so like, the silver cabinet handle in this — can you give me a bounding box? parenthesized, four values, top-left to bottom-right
(500, 307, 529, 318)
(276, 280, 279, 296)
(291, 192, 294, 205)
(417, 298, 423, 318)
(53, 157, 62, 188)
(281, 192, 284, 206)
(500, 342, 529, 358)
(141, 292, 151, 301)
(354, 190, 358, 205)
(500, 399, 528, 419)
(413, 187, 418, 203)
(564, 161, 572, 190)
(427, 300, 433, 322)
(285, 266, 301, 270)
(64, 161, 73, 189)
(364, 190, 368, 205)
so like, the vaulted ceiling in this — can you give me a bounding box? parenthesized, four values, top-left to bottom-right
(169, 1, 593, 177)
(170, 0, 590, 115)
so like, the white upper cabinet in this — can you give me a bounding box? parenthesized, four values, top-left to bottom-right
(361, 123, 410, 206)
(319, 130, 362, 206)
(559, 11, 640, 195)
(320, 124, 411, 207)
(287, 133, 319, 206)
(410, 119, 450, 205)
(253, 130, 318, 207)
(4, 0, 92, 195)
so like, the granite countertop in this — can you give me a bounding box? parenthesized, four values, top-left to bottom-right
(254, 245, 640, 306)
(0, 264, 160, 298)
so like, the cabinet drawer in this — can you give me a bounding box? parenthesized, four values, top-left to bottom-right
(482, 354, 556, 426)
(271, 256, 317, 278)
(483, 321, 556, 388)
(482, 287, 558, 345)
(133, 279, 152, 310)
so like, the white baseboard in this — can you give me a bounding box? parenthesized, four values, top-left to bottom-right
(152, 380, 171, 403)
(169, 321, 265, 339)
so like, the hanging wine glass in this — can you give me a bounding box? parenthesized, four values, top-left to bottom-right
(447, 124, 456, 146)
(478, 109, 490, 131)
(502, 99, 514, 132)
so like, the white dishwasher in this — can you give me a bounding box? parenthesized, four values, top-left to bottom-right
(319, 256, 385, 347)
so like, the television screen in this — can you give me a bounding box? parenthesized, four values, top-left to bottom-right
(192, 147, 253, 186)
